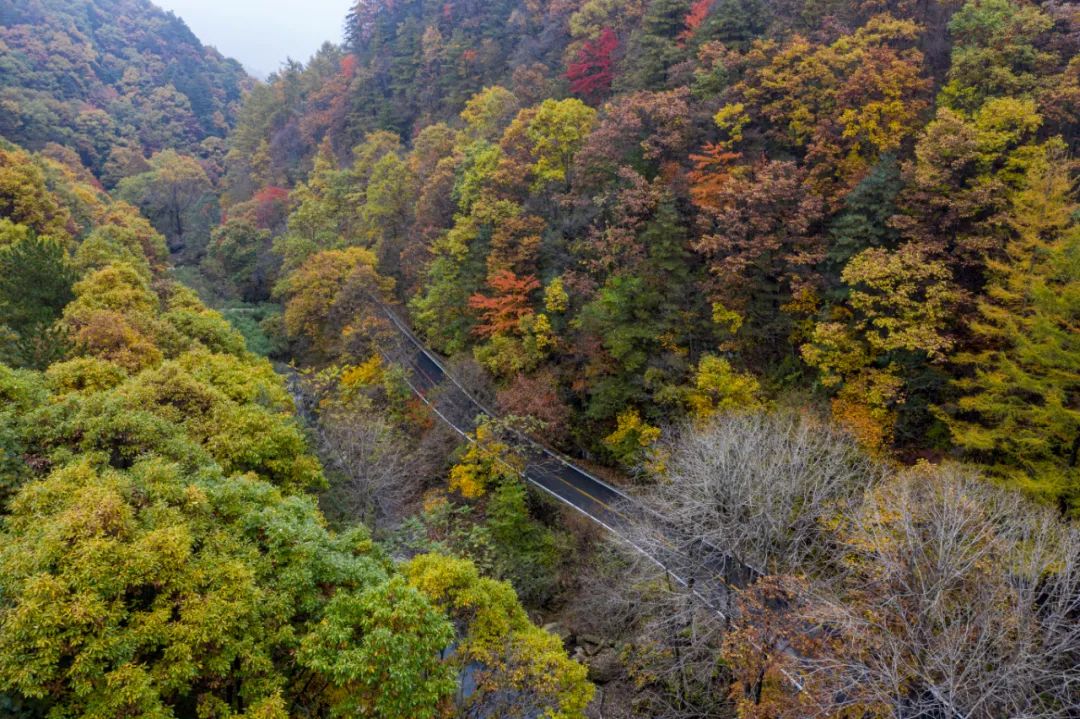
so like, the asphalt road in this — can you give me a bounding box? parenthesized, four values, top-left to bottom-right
(386, 313, 639, 534)
(377, 303, 759, 592)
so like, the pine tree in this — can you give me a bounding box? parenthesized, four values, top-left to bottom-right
(696, 0, 769, 47)
(827, 154, 903, 274)
(619, 0, 694, 91)
(942, 144, 1080, 511)
(0, 233, 75, 369)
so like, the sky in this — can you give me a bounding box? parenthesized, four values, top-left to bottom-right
(155, 0, 351, 79)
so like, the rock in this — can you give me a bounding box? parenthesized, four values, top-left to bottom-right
(543, 622, 572, 645)
(578, 633, 605, 656)
(579, 633, 603, 647)
(585, 648, 621, 684)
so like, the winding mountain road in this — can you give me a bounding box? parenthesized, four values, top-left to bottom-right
(373, 302, 759, 615)
(364, 300, 812, 694)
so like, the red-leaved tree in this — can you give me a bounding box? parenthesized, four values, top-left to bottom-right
(468, 270, 540, 338)
(252, 186, 290, 229)
(679, 0, 715, 44)
(567, 29, 619, 104)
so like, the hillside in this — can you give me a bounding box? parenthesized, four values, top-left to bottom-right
(0, 133, 592, 718)
(1, 0, 1079, 718)
(206, 1, 1080, 713)
(0, 0, 250, 183)
(224, 0, 1080, 508)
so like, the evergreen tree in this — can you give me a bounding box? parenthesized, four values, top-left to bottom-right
(619, 0, 694, 91)
(578, 201, 701, 424)
(827, 155, 903, 277)
(942, 144, 1080, 511)
(273, 141, 357, 274)
(0, 233, 75, 369)
(696, 0, 770, 47)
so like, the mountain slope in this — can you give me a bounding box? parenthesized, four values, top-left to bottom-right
(0, 0, 250, 183)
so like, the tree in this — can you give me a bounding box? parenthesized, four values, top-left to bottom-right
(404, 553, 594, 719)
(940, 145, 1080, 511)
(0, 233, 75, 369)
(202, 218, 274, 302)
(75, 225, 154, 280)
(1, 461, 283, 718)
(681, 0, 715, 41)
(277, 246, 393, 357)
(409, 139, 518, 355)
(893, 97, 1044, 276)
(0, 456, 457, 719)
(810, 464, 1080, 718)
(603, 408, 662, 473)
(0, 364, 45, 509)
(296, 576, 456, 718)
(361, 150, 416, 282)
(630, 412, 879, 575)
(939, 0, 1057, 113)
(544, 277, 570, 314)
(0, 146, 72, 239)
(485, 478, 563, 605)
(722, 576, 825, 719)
(524, 99, 598, 189)
(571, 192, 705, 428)
(448, 420, 523, 499)
(274, 141, 358, 273)
(574, 88, 694, 187)
(803, 243, 961, 452)
(693, 0, 769, 47)
(468, 270, 540, 338)
(836, 244, 960, 361)
(616, 427, 1080, 718)
(706, 15, 930, 200)
(687, 355, 763, 420)
(620, 0, 694, 91)
(567, 28, 619, 103)
(0, 319, 459, 717)
(826, 154, 903, 272)
(692, 159, 826, 357)
(134, 85, 200, 153)
(317, 404, 425, 528)
(0, 208, 467, 717)
(101, 145, 151, 188)
(461, 86, 520, 142)
(116, 150, 216, 261)
(496, 370, 572, 442)
(569, 0, 649, 44)
(61, 263, 164, 373)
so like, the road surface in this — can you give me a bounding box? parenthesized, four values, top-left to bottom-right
(374, 303, 759, 614)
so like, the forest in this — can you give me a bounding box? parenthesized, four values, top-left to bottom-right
(0, 0, 1078, 717)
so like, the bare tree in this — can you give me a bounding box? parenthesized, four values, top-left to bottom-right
(808, 463, 1080, 719)
(613, 413, 1080, 719)
(571, 542, 734, 719)
(585, 411, 881, 717)
(317, 406, 426, 529)
(635, 411, 882, 578)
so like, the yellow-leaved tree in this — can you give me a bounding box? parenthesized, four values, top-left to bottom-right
(405, 553, 594, 719)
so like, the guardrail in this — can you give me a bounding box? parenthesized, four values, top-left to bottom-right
(366, 299, 809, 694)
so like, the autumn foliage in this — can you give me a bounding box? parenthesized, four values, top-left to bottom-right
(195, 0, 1080, 519)
(6, 0, 1079, 714)
(468, 270, 541, 338)
(567, 28, 619, 103)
